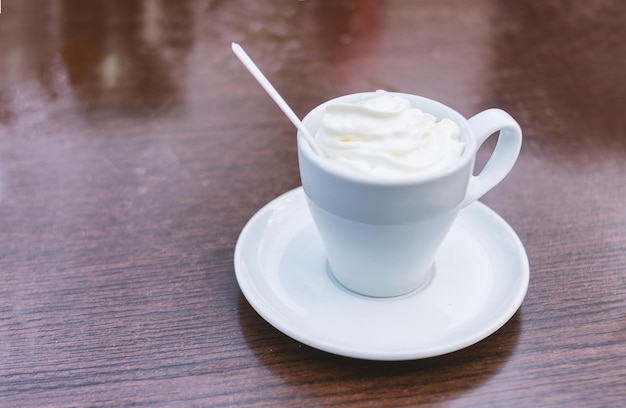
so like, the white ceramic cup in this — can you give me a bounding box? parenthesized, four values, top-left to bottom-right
(297, 92, 522, 297)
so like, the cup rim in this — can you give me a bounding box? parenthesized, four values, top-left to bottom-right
(297, 92, 477, 187)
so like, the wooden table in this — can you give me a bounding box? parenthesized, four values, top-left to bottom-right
(1, 1, 624, 406)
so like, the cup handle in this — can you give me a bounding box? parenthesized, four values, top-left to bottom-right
(459, 108, 522, 208)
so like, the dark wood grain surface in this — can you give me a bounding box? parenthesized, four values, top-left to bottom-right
(1, 0, 625, 406)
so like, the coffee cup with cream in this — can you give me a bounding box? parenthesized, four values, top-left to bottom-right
(297, 91, 522, 297)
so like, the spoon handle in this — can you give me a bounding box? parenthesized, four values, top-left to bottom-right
(231, 43, 320, 154)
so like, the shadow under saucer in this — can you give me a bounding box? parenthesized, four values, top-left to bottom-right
(237, 292, 523, 403)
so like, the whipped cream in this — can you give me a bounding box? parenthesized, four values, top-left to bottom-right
(313, 91, 464, 179)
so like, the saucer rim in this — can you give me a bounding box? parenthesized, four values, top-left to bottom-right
(234, 187, 529, 361)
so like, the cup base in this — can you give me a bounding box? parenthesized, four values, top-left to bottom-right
(325, 261, 436, 299)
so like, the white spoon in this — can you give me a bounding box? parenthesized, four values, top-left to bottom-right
(231, 42, 321, 154)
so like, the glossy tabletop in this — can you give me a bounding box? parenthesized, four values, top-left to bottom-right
(1, 1, 625, 406)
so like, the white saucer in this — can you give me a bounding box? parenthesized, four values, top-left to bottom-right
(234, 187, 529, 361)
